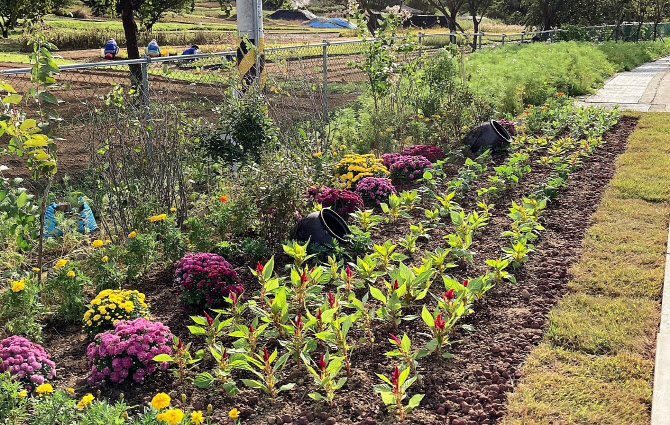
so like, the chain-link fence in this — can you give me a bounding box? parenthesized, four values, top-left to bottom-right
(1, 23, 668, 175)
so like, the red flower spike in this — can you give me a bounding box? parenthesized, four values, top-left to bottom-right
(300, 270, 308, 283)
(310, 267, 315, 274)
(462, 279, 469, 288)
(318, 353, 326, 372)
(248, 324, 255, 333)
(230, 292, 238, 306)
(295, 314, 304, 330)
(204, 311, 214, 326)
(256, 261, 264, 274)
(316, 309, 323, 320)
(177, 338, 184, 350)
(328, 292, 336, 308)
(263, 347, 270, 363)
(443, 289, 455, 301)
(434, 314, 446, 331)
(392, 280, 399, 290)
(345, 265, 352, 280)
(391, 365, 400, 389)
(222, 348, 228, 360)
(389, 334, 402, 346)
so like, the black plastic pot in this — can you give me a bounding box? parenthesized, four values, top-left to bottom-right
(294, 209, 351, 245)
(464, 120, 512, 153)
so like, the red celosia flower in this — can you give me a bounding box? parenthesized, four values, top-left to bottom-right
(230, 292, 238, 306)
(256, 261, 264, 274)
(300, 270, 308, 283)
(248, 324, 255, 333)
(318, 353, 326, 372)
(204, 311, 213, 326)
(391, 280, 399, 290)
(345, 265, 352, 281)
(295, 314, 304, 330)
(434, 314, 446, 331)
(462, 279, 469, 288)
(328, 292, 336, 308)
(263, 347, 270, 363)
(389, 334, 402, 346)
(177, 338, 183, 350)
(316, 309, 322, 320)
(391, 365, 400, 389)
(222, 348, 228, 360)
(443, 289, 455, 301)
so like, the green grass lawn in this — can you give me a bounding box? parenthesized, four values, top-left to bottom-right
(503, 112, 670, 425)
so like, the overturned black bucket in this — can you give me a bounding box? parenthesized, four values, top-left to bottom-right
(464, 120, 512, 153)
(294, 209, 351, 245)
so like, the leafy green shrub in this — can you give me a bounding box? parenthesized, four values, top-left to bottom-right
(46, 260, 89, 323)
(0, 276, 43, 341)
(556, 24, 591, 42)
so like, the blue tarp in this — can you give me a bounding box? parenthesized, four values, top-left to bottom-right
(306, 18, 357, 29)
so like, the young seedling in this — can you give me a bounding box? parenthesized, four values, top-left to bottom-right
(351, 209, 384, 232)
(348, 292, 375, 349)
(153, 337, 202, 385)
(421, 306, 458, 358)
(374, 364, 424, 421)
(315, 314, 355, 377)
(229, 319, 267, 352)
(385, 333, 425, 377)
(380, 194, 410, 223)
(327, 255, 341, 281)
(435, 191, 459, 217)
(239, 347, 295, 402)
(372, 240, 408, 270)
(280, 313, 317, 361)
(283, 240, 316, 268)
(188, 311, 232, 354)
(355, 254, 384, 282)
(424, 207, 441, 225)
(390, 261, 433, 305)
(502, 240, 535, 268)
(423, 247, 456, 275)
(369, 280, 414, 330)
(485, 258, 516, 284)
(398, 233, 418, 254)
(303, 353, 347, 407)
(399, 190, 420, 211)
(215, 291, 247, 326)
(192, 345, 244, 395)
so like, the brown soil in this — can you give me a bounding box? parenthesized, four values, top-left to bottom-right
(39, 116, 638, 425)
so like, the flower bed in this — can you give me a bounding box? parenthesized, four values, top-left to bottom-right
(174, 253, 243, 309)
(0, 336, 56, 390)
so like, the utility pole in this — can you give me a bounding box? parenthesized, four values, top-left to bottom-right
(236, 0, 265, 92)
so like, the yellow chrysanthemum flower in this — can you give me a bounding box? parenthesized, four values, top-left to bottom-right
(35, 383, 53, 394)
(18, 390, 27, 398)
(67, 270, 76, 278)
(170, 207, 176, 212)
(128, 231, 137, 239)
(11, 279, 25, 292)
(102, 256, 109, 263)
(151, 392, 171, 410)
(229, 408, 240, 418)
(66, 387, 75, 394)
(149, 214, 167, 222)
(156, 409, 184, 425)
(32, 267, 40, 272)
(191, 411, 204, 424)
(55, 259, 68, 269)
(91, 240, 104, 248)
(77, 393, 95, 409)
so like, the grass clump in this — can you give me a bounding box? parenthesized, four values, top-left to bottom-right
(503, 113, 670, 425)
(597, 40, 670, 71)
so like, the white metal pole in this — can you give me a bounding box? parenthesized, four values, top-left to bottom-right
(236, 0, 264, 90)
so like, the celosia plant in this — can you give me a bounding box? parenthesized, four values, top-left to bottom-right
(389, 155, 432, 181)
(497, 119, 517, 136)
(83, 289, 150, 336)
(355, 177, 397, 206)
(381, 153, 404, 169)
(307, 186, 364, 217)
(400, 145, 446, 163)
(174, 253, 243, 309)
(0, 336, 56, 390)
(332, 154, 389, 189)
(87, 318, 172, 386)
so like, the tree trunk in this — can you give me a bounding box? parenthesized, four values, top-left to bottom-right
(120, 0, 142, 86)
(2, 27, 7, 39)
(471, 15, 479, 51)
(653, 21, 659, 40)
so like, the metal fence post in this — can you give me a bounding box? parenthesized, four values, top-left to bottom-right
(502, 34, 506, 45)
(479, 32, 483, 50)
(418, 32, 423, 57)
(521, 31, 525, 44)
(140, 56, 153, 158)
(322, 40, 329, 123)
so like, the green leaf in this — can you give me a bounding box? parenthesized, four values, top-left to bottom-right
(308, 392, 324, 401)
(278, 383, 295, 392)
(152, 354, 173, 362)
(407, 393, 424, 408)
(421, 305, 434, 327)
(16, 191, 27, 208)
(190, 316, 207, 326)
(193, 372, 215, 389)
(3, 94, 22, 104)
(369, 285, 386, 303)
(241, 379, 265, 389)
(187, 326, 206, 335)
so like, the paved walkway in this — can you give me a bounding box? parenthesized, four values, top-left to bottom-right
(579, 56, 670, 112)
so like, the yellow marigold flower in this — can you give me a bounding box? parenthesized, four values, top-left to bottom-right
(32, 267, 40, 272)
(86, 320, 93, 326)
(35, 383, 53, 394)
(18, 390, 27, 398)
(151, 392, 171, 410)
(99, 306, 107, 314)
(67, 270, 76, 278)
(418, 114, 424, 119)
(170, 207, 176, 212)
(84, 311, 91, 320)
(104, 239, 112, 245)
(104, 315, 111, 320)
(149, 214, 167, 222)
(11, 279, 25, 292)
(312, 151, 322, 158)
(102, 256, 109, 263)
(91, 240, 104, 248)
(93, 315, 101, 321)
(109, 304, 116, 309)
(191, 411, 204, 424)
(156, 408, 184, 425)
(339, 144, 347, 149)
(77, 393, 94, 409)
(55, 259, 68, 269)
(229, 408, 240, 418)
(128, 231, 137, 239)
(66, 387, 75, 394)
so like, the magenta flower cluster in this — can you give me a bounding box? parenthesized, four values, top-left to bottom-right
(174, 252, 243, 309)
(390, 155, 433, 181)
(87, 318, 172, 386)
(497, 119, 517, 136)
(381, 153, 404, 169)
(0, 336, 56, 390)
(400, 145, 446, 163)
(355, 177, 397, 206)
(307, 186, 364, 217)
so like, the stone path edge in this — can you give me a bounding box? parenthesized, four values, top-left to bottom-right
(651, 220, 670, 424)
